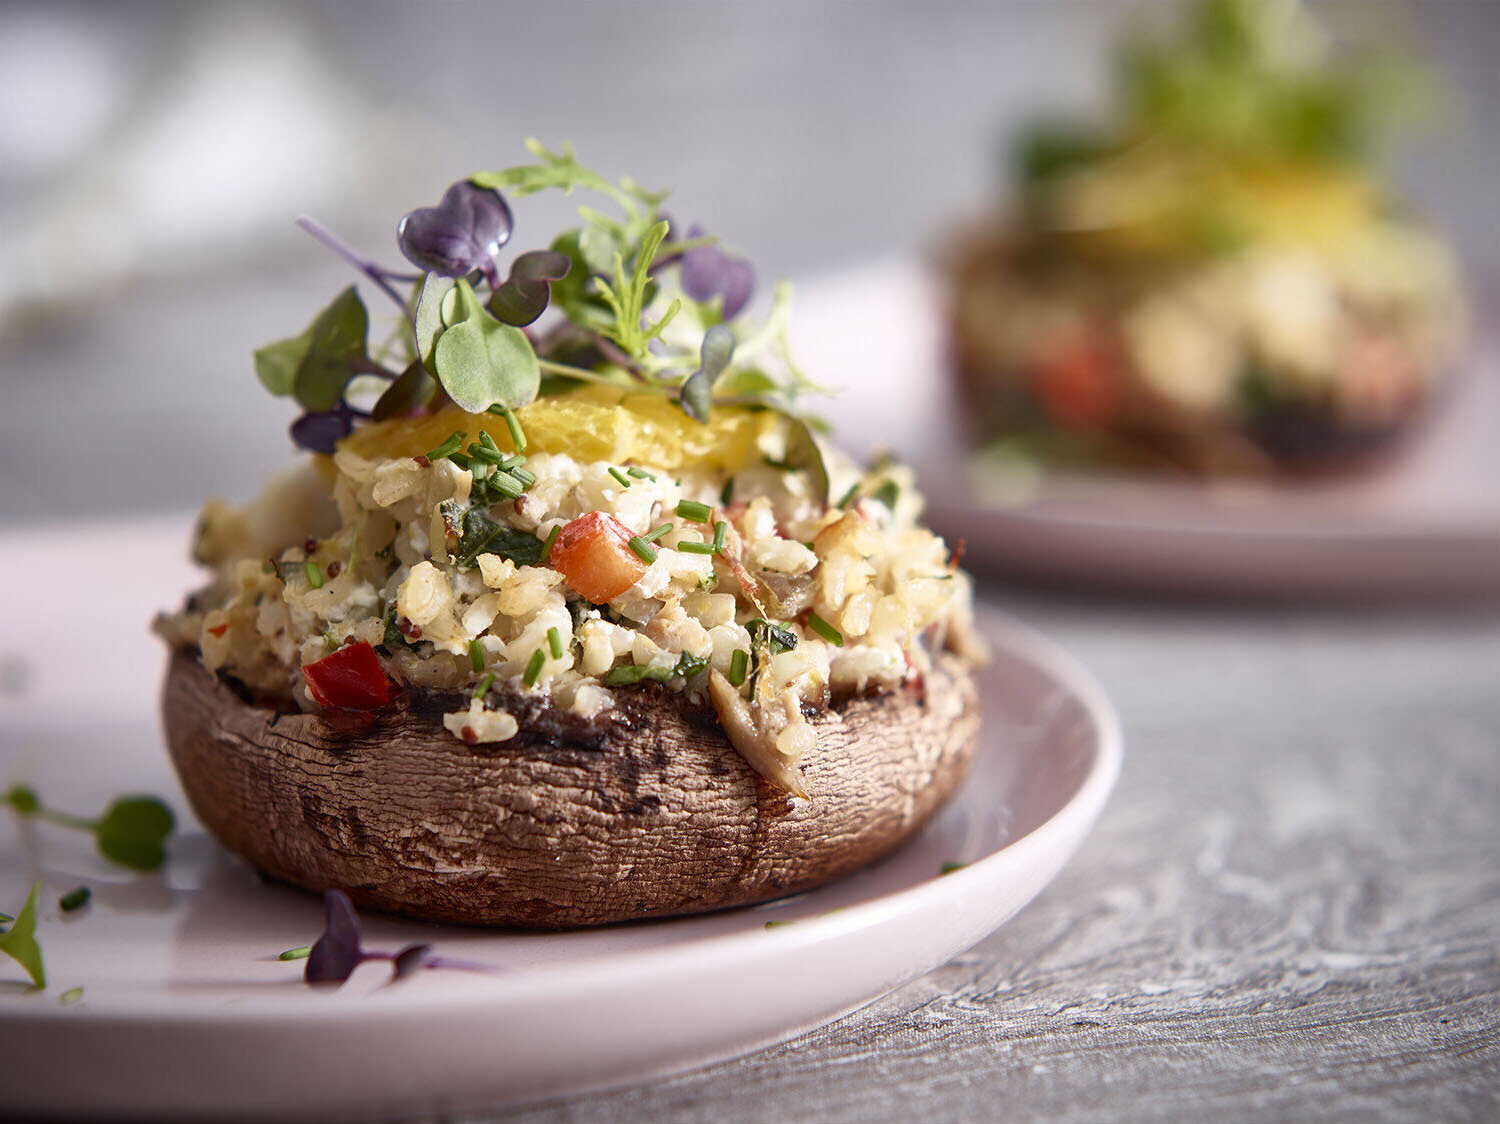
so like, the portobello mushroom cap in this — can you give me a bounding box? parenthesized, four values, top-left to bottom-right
(162, 648, 979, 928)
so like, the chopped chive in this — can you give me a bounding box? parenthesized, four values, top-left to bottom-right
(713, 521, 728, 552)
(608, 467, 632, 488)
(473, 672, 495, 699)
(939, 861, 968, 876)
(762, 456, 796, 471)
(836, 482, 860, 510)
(547, 626, 564, 659)
(807, 612, 844, 647)
(467, 444, 507, 465)
(626, 466, 655, 480)
(872, 480, 899, 509)
(678, 541, 716, 555)
(509, 465, 537, 488)
(278, 946, 312, 961)
(523, 648, 546, 687)
(59, 886, 90, 912)
(424, 430, 466, 462)
(303, 560, 324, 589)
(640, 522, 673, 544)
(541, 524, 561, 560)
(487, 406, 527, 452)
(488, 472, 525, 499)
(627, 536, 658, 564)
(764, 919, 796, 929)
(449, 452, 471, 471)
(478, 430, 500, 453)
(469, 638, 485, 673)
(498, 454, 525, 472)
(728, 648, 749, 686)
(720, 476, 734, 505)
(676, 500, 712, 523)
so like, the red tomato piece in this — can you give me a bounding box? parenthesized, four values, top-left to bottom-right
(549, 511, 649, 604)
(1032, 329, 1122, 429)
(302, 641, 393, 710)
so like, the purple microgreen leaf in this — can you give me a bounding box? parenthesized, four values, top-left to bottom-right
(679, 226, 755, 319)
(680, 324, 736, 423)
(371, 361, 437, 422)
(397, 180, 513, 282)
(488, 249, 571, 326)
(290, 407, 358, 454)
(391, 943, 433, 981)
(305, 890, 362, 986)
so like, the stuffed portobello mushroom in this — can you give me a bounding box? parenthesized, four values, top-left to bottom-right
(950, 0, 1466, 477)
(157, 142, 985, 928)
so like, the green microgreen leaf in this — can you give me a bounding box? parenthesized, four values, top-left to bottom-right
(454, 508, 545, 570)
(680, 324, 736, 423)
(783, 417, 831, 507)
(255, 286, 370, 413)
(430, 279, 541, 413)
(278, 946, 313, 961)
(872, 480, 900, 510)
(94, 797, 175, 871)
(0, 883, 46, 988)
(372, 360, 437, 422)
(3, 786, 39, 816)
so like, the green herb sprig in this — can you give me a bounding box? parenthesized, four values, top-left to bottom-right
(3, 786, 175, 872)
(0, 882, 45, 988)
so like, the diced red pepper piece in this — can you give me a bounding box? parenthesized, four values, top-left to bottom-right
(302, 641, 393, 710)
(549, 511, 649, 604)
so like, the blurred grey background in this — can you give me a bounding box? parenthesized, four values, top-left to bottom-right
(1, 0, 1495, 524)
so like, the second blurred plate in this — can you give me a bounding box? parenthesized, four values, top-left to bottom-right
(792, 262, 1500, 599)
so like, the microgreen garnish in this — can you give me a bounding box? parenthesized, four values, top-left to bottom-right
(523, 648, 546, 687)
(279, 946, 313, 961)
(547, 627, 565, 660)
(58, 886, 90, 913)
(3, 786, 175, 871)
(627, 536, 657, 564)
(255, 139, 826, 453)
(303, 560, 324, 590)
(871, 480, 900, 510)
(299, 890, 494, 987)
(807, 613, 844, 647)
(608, 467, 632, 489)
(0, 882, 44, 988)
(728, 649, 750, 686)
(676, 500, 712, 523)
(469, 638, 486, 673)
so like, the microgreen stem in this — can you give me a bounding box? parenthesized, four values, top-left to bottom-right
(295, 216, 417, 317)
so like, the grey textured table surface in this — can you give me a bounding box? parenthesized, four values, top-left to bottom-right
(475, 593, 1499, 1123)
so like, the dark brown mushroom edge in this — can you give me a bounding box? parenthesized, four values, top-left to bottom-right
(162, 646, 979, 928)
